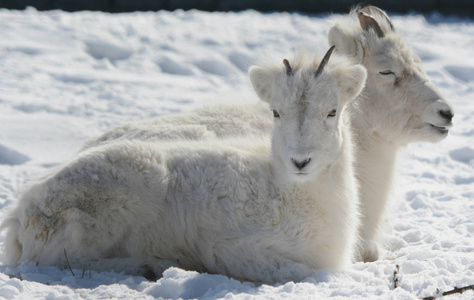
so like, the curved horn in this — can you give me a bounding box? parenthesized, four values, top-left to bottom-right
(283, 59, 292, 76)
(315, 45, 335, 77)
(358, 11, 384, 38)
(359, 5, 395, 31)
(358, 6, 394, 38)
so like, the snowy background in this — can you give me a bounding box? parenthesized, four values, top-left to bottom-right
(0, 7, 473, 299)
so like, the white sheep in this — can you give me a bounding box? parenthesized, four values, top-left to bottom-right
(83, 6, 455, 262)
(328, 6, 454, 261)
(3, 47, 367, 284)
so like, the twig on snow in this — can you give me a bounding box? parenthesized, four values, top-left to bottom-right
(63, 248, 75, 276)
(81, 263, 92, 279)
(421, 284, 474, 300)
(393, 264, 400, 289)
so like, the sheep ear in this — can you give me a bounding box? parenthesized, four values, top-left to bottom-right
(332, 64, 367, 105)
(248, 66, 274, 103)
(328, 24, 364, 63)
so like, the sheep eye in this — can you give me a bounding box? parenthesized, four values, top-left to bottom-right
(272, 110, 280, 118)
(327, 109, 337, 118)
(379, 70, 395, 76)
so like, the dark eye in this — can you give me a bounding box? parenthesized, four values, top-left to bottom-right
(327, 109, 337, 118)
(379, 70, 395, 76)
(273, 110, 280, 118)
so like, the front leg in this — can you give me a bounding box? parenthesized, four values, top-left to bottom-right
(357, 238, 380, 262)
(210, 238, 316, 284)
(355, 143, 398, 262)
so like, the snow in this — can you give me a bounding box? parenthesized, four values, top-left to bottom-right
(0, 6, 473, 299)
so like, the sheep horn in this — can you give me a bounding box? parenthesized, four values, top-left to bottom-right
(358, 11, 385, 38)
(315, 45, 335, 77)
(359, 5, 395, 31)
(283, 59, 293, 76)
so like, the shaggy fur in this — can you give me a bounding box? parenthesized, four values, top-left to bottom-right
(82, 101, 274, 150)
(2, 50, 366, 284)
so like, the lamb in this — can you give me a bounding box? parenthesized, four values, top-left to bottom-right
(3, 47, 367, 284)
(82, 6, 454, 262)
(328, 6, 454, 261)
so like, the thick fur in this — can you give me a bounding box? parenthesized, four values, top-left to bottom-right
(78, 7, 455, 263)
(3, 52, 366, 284)
(82, 101, 274, 150)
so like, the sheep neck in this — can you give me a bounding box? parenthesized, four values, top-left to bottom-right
(349, 102, 400, 243)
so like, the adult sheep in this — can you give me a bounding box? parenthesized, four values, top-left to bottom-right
(3, 47, 367, 284)
(83, 6, 454, 262)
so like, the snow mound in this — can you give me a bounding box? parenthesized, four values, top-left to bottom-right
(228, 50, 255, 72)
(449, 146, 474, 164)
(194, 56, 240, 77)
(139, 268, 253, 299)
(156, 54, 195, 75)
(444, 65, 474, 83)
(0, 144, 29, 166)
(84, 35, 135, 61)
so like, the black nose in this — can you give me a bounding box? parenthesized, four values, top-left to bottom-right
(439, 110, 454, 121)
(292, 158, 311, 170)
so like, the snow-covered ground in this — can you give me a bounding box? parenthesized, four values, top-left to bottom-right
(0, 7, 473, 299)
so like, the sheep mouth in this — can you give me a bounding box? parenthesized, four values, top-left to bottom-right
(290, 172, 309, 178)
(429, 124, 449, 133)
(291, 172, 312, 182)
